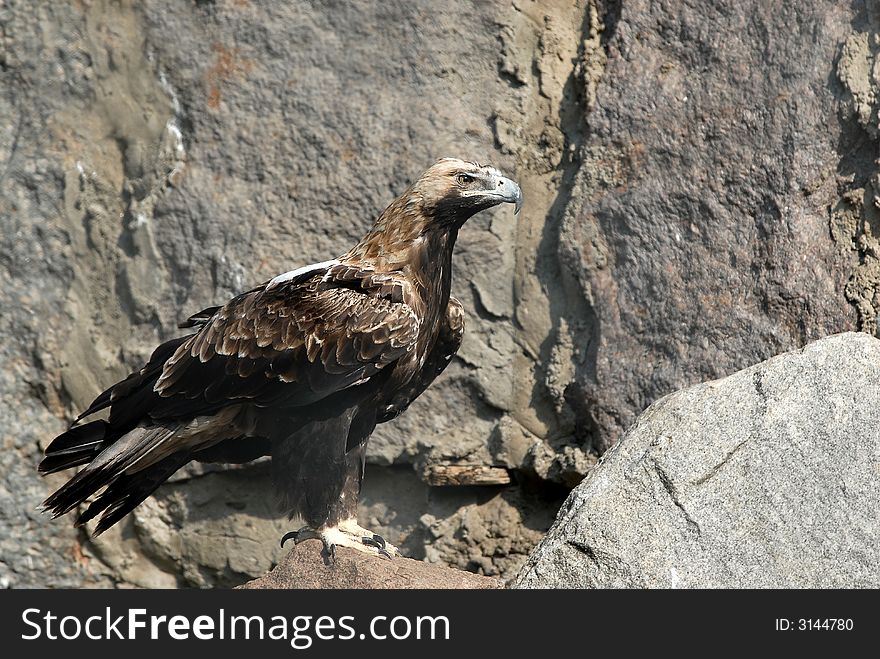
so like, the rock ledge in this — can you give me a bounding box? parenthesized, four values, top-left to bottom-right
(239, 540, 502, 589)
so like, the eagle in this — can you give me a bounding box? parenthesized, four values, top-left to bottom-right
(39, 158, 522, 560)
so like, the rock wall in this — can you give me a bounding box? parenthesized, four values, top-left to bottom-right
(0, 0, 875, 587)
(559, 0, 871, 453)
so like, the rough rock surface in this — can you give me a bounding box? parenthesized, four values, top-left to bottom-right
(239, 540, 501, 590)
(1, 0, 877, 588)
(515, 333, 880, 589)
(557, 0, 871, 453)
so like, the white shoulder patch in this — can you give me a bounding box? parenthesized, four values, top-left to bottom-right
(267, 259, 339, 289)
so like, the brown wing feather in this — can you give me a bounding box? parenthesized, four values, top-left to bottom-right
(377, 296, 465, 422)
(151, 265, 419, 417)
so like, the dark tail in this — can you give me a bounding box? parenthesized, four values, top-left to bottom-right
(40, 422, 190, 535)
(39, 420, 110, 475)
(38, 335, 193, 534)
(66, 452, 191, 535)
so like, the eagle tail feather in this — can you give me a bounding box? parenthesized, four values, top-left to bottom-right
(40, 424, 186, 533)
(38, 420, 109, 475)
(80, 453, 192, 534)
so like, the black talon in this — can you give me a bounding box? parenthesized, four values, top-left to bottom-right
(361, 533, 395, 558)
(280, 526, 319, 549)
(280, 531, 297, 549)
(361, 533, 386, 550)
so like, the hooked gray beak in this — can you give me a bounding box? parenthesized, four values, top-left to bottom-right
(496, 176, 524, 215)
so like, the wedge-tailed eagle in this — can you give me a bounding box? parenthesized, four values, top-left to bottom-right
(39, 158, 522, 559)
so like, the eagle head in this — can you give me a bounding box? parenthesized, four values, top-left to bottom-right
(413, 158, 523, 226)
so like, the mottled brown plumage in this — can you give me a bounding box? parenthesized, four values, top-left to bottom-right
(39, 158, 522, 556)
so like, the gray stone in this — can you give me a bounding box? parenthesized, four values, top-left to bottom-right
(515, 333, 880, 588)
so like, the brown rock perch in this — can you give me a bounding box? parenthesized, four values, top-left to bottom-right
(238, 540, 502, 589)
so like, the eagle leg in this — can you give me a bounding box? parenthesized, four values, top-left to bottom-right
(280, 522, 399, 562)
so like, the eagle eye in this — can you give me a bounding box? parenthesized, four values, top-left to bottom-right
(457, 173, 475, 185)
